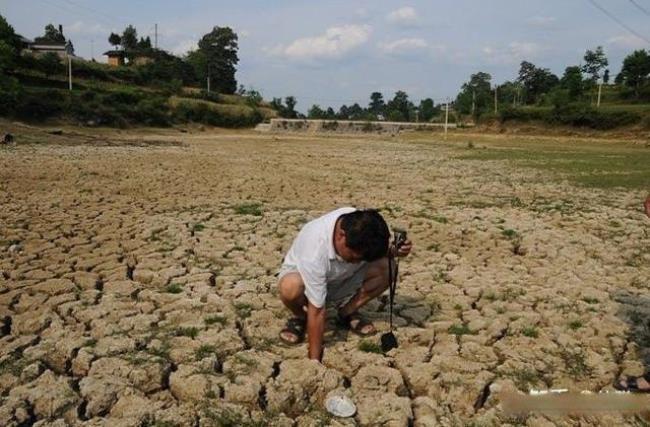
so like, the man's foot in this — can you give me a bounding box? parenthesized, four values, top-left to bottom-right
(337, 312, 376, 336)
(279, 317, 306, 345)
(614, 373, 650, 393)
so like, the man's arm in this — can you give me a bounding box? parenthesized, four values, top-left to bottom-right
(306, 300, 326, 361)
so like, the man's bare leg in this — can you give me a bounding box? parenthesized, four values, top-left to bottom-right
(278, 273, 308, 343)
(337, 257, 390, 334)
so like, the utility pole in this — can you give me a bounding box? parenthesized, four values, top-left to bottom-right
(90, 39, 94, 60)
(444, 98, 449, 140)
(155, 23, 158, 49)
(494, 85, 498, 114)
(65, 41, 73, 91)
(206, 64, 210, 93)
(471, 90, 475, 117)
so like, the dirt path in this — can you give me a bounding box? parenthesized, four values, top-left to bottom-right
(1, 127, 649, 426)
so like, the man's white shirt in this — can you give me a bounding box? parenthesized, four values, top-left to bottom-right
(282, 207, 366, 308)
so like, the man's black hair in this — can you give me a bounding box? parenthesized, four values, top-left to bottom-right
(339, 209, 389, 262)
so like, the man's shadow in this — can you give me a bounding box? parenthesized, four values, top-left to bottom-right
(612, 290, 650, 372)
(324, 293, 429, 346)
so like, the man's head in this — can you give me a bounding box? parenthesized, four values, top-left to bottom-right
(335, 209, 389, 263)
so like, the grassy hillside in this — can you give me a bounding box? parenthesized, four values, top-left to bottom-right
(1, 58, 277, 128)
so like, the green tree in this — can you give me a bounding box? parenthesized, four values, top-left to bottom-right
(517, 61, 559, 104)
(137, 36, 152, 51)
(337, 104, 349, 119)
(270, 97, 283, 109)
(35, 24, 65, 43)
(136, 49, 197, 86)
(496, 81, 523, 107)
(455, 72, 492, 116)
(284, 96, 297, 118)
(368, 91, 385, 117)
(347, 103, 364, 120)
(308, 104, 326, 119)
(582, 46, 608, 82)
(0, 14, 20, 50)
(188, 26, 239, 94)
(0, 40, 15, 72)
(108, 32, 121, 50)
(616, 49, 650, 97)
(121, 25, 138, 51)
(560, 66, 585, 100)
(603, 69, 610, 84)
(418, 98, 436, 122)
(0, 15, 19, 72)
(386, 90, 413, 122)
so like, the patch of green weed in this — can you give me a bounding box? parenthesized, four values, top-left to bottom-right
(165, 283, 183, 294)
(358, 340, 383, 353)
(233, 202, 263, 216)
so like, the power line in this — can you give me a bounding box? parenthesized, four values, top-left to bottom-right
(587, 0, 650, 45)
(627, 0, 650, 16)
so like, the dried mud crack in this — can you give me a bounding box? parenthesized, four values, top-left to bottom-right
(0, 127, 648, 426)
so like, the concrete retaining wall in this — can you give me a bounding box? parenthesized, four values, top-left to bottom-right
(268, 119, 457, 134)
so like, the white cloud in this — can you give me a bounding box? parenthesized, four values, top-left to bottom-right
(269, 25, 371, 61)
(379, 38, 428, 54)
(526, 16, 556, 26)
(387, 7, 418, 26)
(482, 41, 544, 64)
(607, 34, 647, 50)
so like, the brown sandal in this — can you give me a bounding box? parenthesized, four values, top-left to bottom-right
(337, 312, 376, 336)
(279, 317, 306, 345)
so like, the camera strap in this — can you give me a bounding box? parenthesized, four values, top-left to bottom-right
(387, 246, 399, 331)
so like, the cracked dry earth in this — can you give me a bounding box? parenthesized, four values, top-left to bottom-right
(1, 127, 649, 427)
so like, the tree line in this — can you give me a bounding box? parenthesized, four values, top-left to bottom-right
(272, 91, 442, 122)
(275, 45, 650, 123)
(456, 46, 650, 117)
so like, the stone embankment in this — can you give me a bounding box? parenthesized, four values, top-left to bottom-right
(268, 119, 457, 134)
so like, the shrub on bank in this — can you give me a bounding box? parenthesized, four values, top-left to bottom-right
(172, 100, 262, 128)
(0, 75, 22, 116)
(499, 103, 642, 130)
(1, 82, 260, 128)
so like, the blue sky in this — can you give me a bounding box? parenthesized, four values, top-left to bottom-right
(4, 0, 650, 111)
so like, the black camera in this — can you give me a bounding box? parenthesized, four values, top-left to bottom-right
(394, 229, 407, 249)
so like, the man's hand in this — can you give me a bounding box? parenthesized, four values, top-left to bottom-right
(306, 301, 326, 361)
(395, 240, 412, 258)
(645, 195, 650, 218)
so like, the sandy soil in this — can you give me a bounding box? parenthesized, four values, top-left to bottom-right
(1, 125, 649, 426)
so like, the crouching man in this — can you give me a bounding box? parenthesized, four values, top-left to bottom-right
(277, 207, 412, 360)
